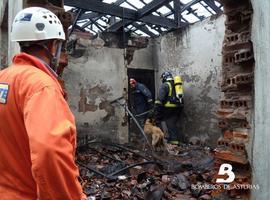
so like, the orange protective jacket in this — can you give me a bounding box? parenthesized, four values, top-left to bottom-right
(0, 53, 86, 200)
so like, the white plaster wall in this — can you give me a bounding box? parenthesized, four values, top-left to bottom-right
(153, 15, 225, 145)
(251, 0, 270, 199)
(0, 0, 7, 24)
(8, 0, 23, 64)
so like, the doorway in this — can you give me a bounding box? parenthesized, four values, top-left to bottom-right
(127, 68, 155, 143)
(127, 68, 155, 104)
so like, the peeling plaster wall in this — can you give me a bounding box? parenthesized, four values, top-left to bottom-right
(0, 28, 8, 69)
(63, 47, 128, 143)
(64, 37, 153, 143)
(153, 15, 225, 145)
(64, 15, 225, 146)
(251, 0, 270, 198)
(0, 0, 7, 24)
(127, 41, 154, 70)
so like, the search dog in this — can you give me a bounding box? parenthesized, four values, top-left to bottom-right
(144, 118, 166, 150)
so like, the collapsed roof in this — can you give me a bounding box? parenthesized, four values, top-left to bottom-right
(64, 0, 223, 37)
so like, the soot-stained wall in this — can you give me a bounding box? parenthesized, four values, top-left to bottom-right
(153, 15, 225, 145)
(64, 15, 225, 146)
(64, 40, 154, 143)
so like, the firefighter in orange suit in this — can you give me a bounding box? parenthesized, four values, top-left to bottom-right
(0, 7, 86, 200)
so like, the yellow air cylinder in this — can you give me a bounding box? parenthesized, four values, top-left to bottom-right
(174, 75, 184, 103)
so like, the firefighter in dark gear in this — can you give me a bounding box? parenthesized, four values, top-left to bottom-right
(129, 78, 153, 128)
(154, 71, 183, 145)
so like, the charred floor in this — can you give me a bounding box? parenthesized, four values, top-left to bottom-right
(77, 140, 217, 199)
(76, 137, 251, 199)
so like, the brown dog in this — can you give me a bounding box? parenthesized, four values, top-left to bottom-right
(144, 119, 165, 149)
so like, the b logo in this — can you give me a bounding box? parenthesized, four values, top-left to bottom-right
(216, 164, 235, 183)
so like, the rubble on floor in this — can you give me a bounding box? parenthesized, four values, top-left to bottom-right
(76, 142, 234, 200)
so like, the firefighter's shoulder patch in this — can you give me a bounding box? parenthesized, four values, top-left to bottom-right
(0, 83, 9, 104)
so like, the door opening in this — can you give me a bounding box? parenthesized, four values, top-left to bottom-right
(127, 68, 155, 143)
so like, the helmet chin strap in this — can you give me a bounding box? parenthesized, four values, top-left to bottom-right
(50, 41, 63, 73)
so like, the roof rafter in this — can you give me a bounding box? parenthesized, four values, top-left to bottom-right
(173, 0, 181, 27)
(65, 0, 223, 38)
(107, 0, 178, 31)
(138, 0, 172, 18)
(204, 0, 222, 14)
(65, 0, 178, 28)
(77, 0, 127, 31)
(132, 22, 157, 37)
(199, 2, 214, 14)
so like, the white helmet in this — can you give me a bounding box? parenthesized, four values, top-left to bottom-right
(11, 7, 65, 42)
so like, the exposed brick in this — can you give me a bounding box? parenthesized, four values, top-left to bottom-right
(218, 1, 253, 198)
(232, 131, 249, 140)
(217, 137, 246, 152)
(225, 31, 250, 45)
(233, 73, 253, 84)
(220, 97, 251, 109)
(224, 109, 249, 120)
(221, 72, 253, 92)
(239, 31, 251, 42)
(218, 120, 228, 129)
(240, 10, 252, 21)
(214, 149, 248, 164)
(230, 142, 245, 153)
(225, 32, 239, 43)
(227, 167, 251, 186)
(224, 4, 252, 31)
(217, 108, 234, 118)
(224, 130, 233, 139)
(217, 138, 231, 147)
(225, 14, 240, 27)
(235, 49, 253, 63)
(223, 3, 250, 15)
(223, 51, 236, 66)
(218, 118, 251, 130)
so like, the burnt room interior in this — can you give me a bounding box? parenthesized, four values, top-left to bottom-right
(0, 0, 270, 199)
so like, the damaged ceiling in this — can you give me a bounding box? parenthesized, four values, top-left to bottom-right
(64, 0, 223, 37)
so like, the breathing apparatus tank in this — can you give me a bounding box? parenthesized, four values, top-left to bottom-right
(174, 75, 184, 104)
